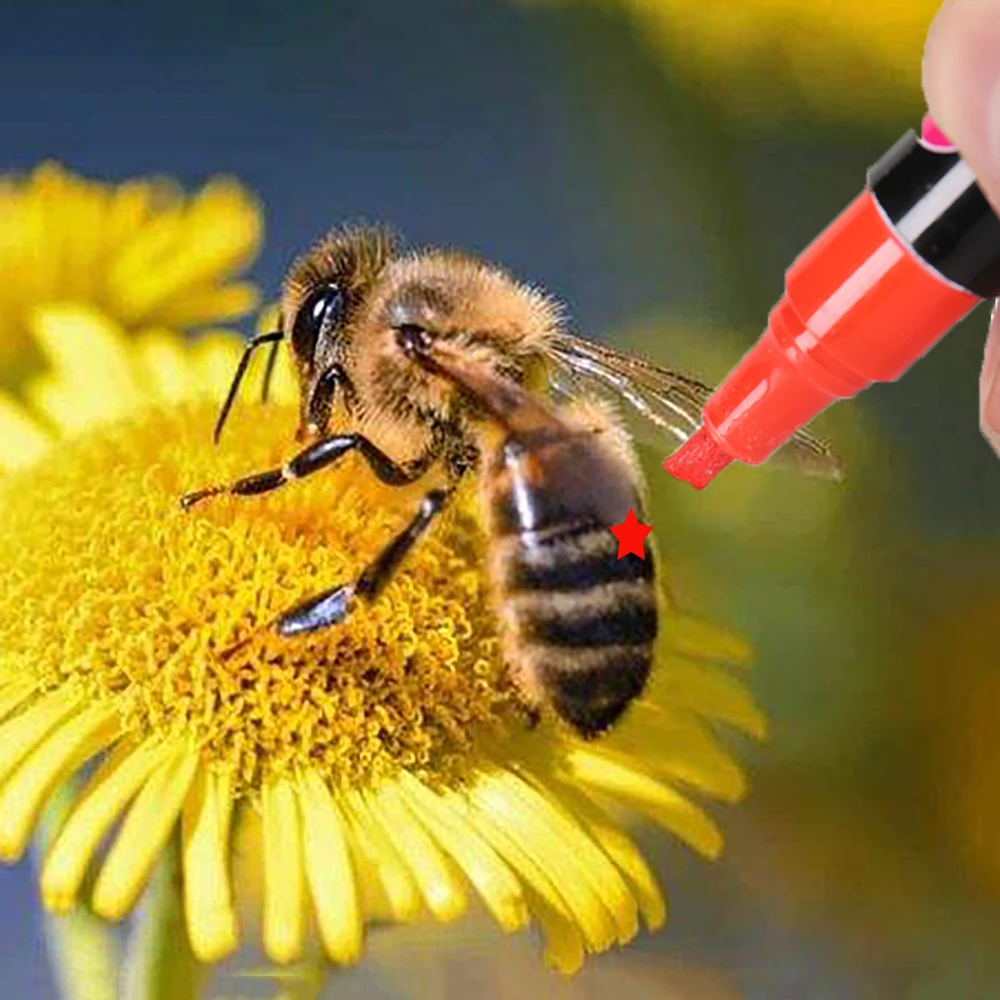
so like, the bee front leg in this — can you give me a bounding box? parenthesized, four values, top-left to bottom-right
(275, 487, 452, 635)
(180, 434, 427, 509)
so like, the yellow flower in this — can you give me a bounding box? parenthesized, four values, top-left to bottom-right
(0, 162, 261, 377)
(0, 308, 764, 974)
(526, 0, 939, 121)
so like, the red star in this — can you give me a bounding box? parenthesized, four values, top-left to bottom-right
(609, 508, 652, 560)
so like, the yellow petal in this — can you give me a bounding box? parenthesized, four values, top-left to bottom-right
(489, 768, 637, 947)
(152, 282, 260, 328)
(609, 704, 748, 802)
(341, 789, 422, 924)
(182, 767, 238, 962)
(365, 782, 467, 922)
(297, 771, 363, 965)
(0, 675, 42, 725)
(526, 886, 585, 976)
(465, 771, 617, 953)
(396, 771, 528, 933)
(657, 659, 768, 738)
(516, 766, 639, 946)
(102, 178, 162, 250)
(188, 332, 244, 402)
(0, 688, 81, 786)
(0, 395, 51, 471)
(28, 306, 143, 430)
(663, 614, 753, 666)
(547, 775, 666, 931)
(338, 804, 394, 923)
(262, 775, 305, 963)
(42, 740, 167, 912)
(567, 749, 723, 859)
(457, 784, 583, 967)
(23, 376, 78, 438)
(92, 741, 198, 919)
(0, 704, 117, 861)
(107, 176, 261, 324)
(131, 330, 199, 405)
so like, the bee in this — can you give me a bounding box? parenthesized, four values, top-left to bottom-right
(182, 226, 838, 738)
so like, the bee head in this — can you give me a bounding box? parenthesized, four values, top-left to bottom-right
(282, 225, 396, 440)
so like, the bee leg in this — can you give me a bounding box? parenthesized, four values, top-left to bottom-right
(180, 434, 427, 510)
(275, 487, 451, 636)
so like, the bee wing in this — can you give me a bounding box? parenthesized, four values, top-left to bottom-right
(545, 332, 843, 480)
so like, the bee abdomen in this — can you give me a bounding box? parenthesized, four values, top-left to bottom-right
(532, 642, 652, 739)
(503, 521, 654, 593)
(499, 523, 657, 738)
(515, 585, 657, 647)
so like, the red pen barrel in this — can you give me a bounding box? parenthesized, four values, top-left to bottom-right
(701, 190, 979, 467)
(664, 125, 1000, 488)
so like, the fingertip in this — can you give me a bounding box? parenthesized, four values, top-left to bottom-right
(923, 0, 1000, 208)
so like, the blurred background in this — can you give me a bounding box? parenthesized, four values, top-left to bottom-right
(2, 0, 999, 997)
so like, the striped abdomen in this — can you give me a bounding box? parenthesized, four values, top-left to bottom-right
(485, 419, 657, 739)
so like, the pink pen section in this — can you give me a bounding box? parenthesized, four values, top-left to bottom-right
(920, 114, 955, 151)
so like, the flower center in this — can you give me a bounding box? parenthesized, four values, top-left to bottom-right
(0, 402, 521, 792)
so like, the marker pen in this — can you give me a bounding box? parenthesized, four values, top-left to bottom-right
(663, 115, 1000, 489)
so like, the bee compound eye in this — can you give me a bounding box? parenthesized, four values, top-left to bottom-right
(292, 283, 346, 359)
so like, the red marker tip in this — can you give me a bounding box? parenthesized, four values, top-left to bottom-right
(663, 426, 733, 489)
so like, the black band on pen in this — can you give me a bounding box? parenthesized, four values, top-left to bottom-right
(869, 130, 1000, 299)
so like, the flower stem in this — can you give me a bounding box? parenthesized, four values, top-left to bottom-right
(121, 838, 206, 1000)
(273, 958, 331, 1000)
(34, 781, 120, 1000)
(229, 955, 332, 1000)
(39, 899, 121, 1000)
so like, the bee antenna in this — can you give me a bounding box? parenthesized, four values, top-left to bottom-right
(214, 330, 283, 445)
(260, 335, 282, 405)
